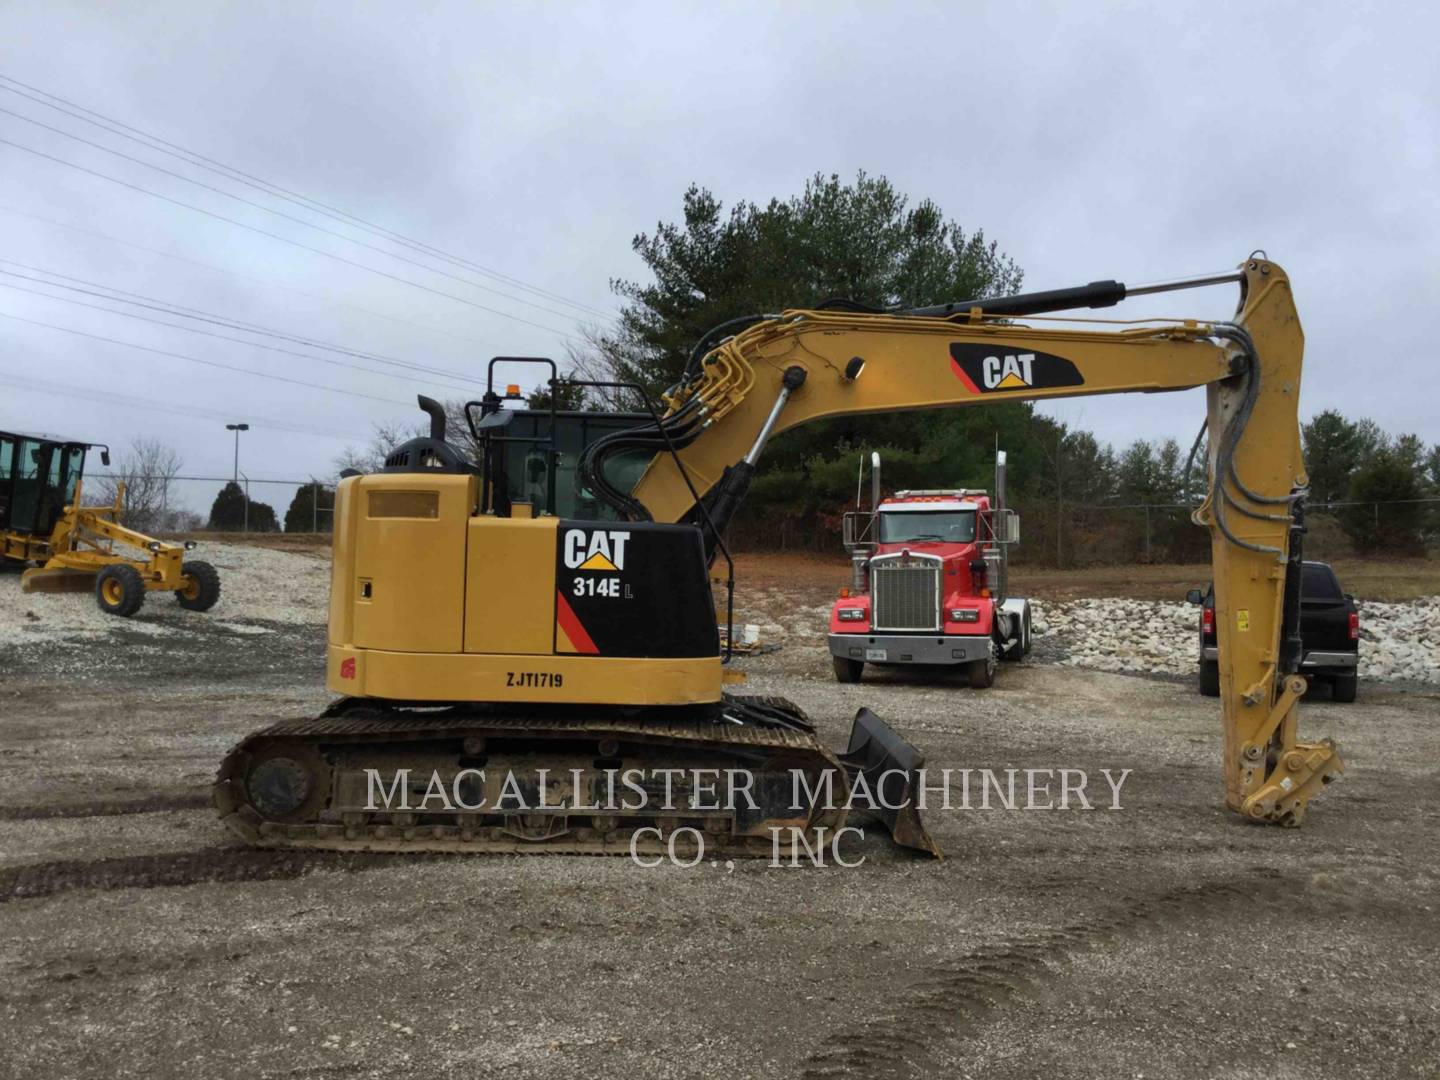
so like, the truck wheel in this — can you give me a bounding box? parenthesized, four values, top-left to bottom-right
(176, 560, 221, 612)
(832, 656, 864, 683)
(1002, 605, 1033, 661)
(968, 653, 995, 689)
(1198, 658, 1220, 697)
(95, 564, 145, 617)
(1331, 673, 1358, 703)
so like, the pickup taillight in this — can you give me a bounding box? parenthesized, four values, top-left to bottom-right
(1348, 610, 1360, 641)
(1201, 608, 1215, 636)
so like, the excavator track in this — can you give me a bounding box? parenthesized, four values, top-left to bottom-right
(213, 695, 941, 858)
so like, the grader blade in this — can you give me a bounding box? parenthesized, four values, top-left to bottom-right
(841, 708, 943, 858)
(21, 567, 97, 593)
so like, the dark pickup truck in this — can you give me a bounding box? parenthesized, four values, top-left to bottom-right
(1186, 561, 1361, 702)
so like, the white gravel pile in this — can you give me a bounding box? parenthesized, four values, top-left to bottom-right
(0, 543, 330, 648)
(1032, 596, 1440, 684)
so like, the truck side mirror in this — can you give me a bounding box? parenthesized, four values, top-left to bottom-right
(100, 450, 110, 467)
(1185, 588, 1202, 605)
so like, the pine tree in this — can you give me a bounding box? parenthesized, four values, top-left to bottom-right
(208, 481, 247, 531)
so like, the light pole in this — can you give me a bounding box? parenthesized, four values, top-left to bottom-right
(225, 423, 249, 482)
(226, 423, 249, 534)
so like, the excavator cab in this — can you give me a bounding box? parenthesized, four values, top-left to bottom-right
(470, 406, 652, 520)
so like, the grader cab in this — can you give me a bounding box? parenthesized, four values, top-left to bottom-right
(0, 429, 221, 617)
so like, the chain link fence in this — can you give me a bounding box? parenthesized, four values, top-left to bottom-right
(732, 497, 1440, 566)
(87, 472, 335, 534)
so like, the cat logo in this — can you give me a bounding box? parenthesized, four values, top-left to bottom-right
(983, 353, 1035, 389)
(949, 343, 1086, 394)
(563, 528, 630, 572)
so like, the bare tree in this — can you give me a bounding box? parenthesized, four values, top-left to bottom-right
(563, 326, 636, 410)
(95, 438, 183, 533)
(160, 509, 204, 533)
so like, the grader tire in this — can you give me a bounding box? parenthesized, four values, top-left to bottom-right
(176, 560, 221, 612)
(95, 564, 145, 617)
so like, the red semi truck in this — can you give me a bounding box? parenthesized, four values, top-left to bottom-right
(827, 452, 1031, 686)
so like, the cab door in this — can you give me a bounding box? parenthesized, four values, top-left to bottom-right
(9, 439, 46, 534)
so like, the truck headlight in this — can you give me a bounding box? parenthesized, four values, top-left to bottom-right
(837, 608, 866, 622)
(949, 608, 980, 623)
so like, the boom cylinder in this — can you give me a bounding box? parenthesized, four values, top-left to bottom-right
(906, 269, 1246, 321)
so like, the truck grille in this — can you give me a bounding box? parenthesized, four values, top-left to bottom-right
(871, 557, 941, 631)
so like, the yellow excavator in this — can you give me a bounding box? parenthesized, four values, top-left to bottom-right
(214, 254, 1342, 857)
(0, 431, 221, 616)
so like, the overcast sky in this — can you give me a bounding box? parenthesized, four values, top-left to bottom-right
(2, 1, 1435, 515)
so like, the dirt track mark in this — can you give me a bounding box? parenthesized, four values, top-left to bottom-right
(803, 869, 1293, 1078)
(0, 793, 212, 820)
(0, 849, 406, 903)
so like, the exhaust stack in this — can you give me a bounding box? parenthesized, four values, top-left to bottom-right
(417, 395, 447, 441)
(851, 451, 882, 593)
(993, 450, 1008, 602)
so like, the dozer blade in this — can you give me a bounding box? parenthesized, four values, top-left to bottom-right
(21, 567, 97, 594)
(840, 708, 943, 859)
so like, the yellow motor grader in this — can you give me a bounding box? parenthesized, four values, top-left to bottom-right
(0, 429, 220, 616)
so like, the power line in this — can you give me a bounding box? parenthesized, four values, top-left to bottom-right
(0, 203, 511, 356)
(3, 371, 368, 442)
(0, 308, 411, 406)
(0, 104, 604, 326)
(0, 265, 484, 393)
(0, 276, 477, 396)
(3, 258, 480, 380)
(0, 135, 586, 342)
(0, 71, 616, 321)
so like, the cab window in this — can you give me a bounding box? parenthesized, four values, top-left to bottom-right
(877, 510, 977, 544)
(1301, 563, 1342, 600)
(63, 447, 86, 503)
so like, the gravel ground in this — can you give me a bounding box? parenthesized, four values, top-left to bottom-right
(1031, 597, 1440, 684)
(1, 546, 1438, 1078)
(0, 544, 328, 679)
